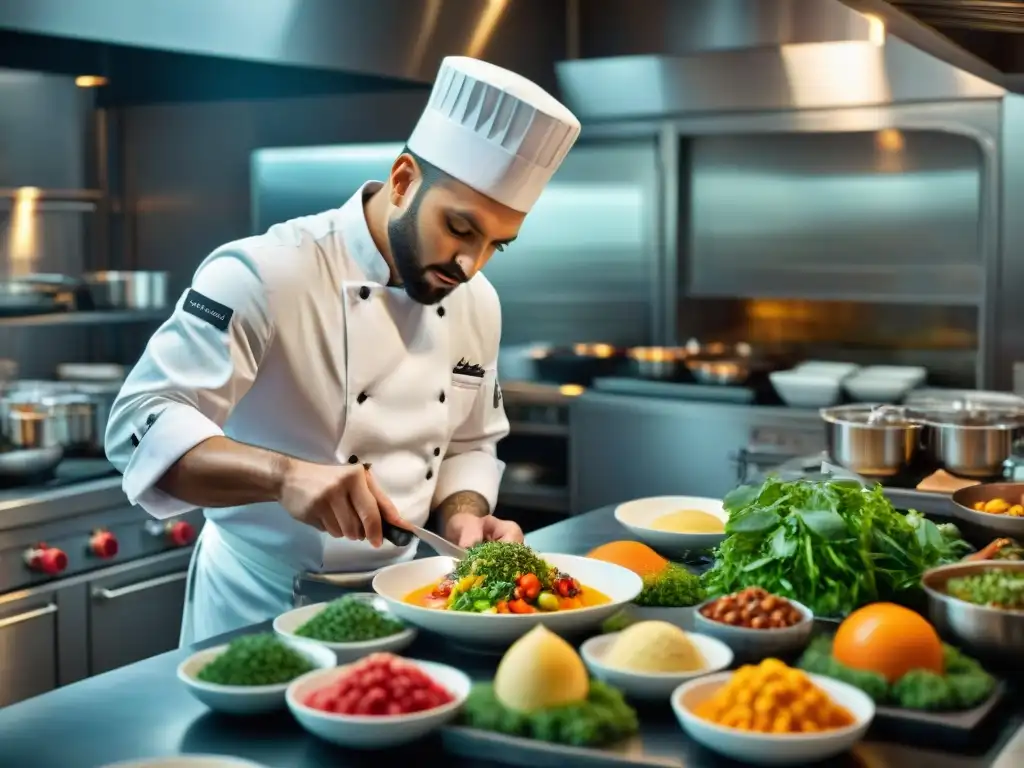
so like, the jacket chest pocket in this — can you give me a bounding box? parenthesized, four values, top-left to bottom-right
(448, 373, 483, 432)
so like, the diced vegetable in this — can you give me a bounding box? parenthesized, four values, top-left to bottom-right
(946, 569, 1024, 610)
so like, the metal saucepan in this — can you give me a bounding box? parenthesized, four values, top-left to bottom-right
(922, 560, 1024, 662)
(532, 343, 624, 386)
(820, 403, 924, 477)
(81, 270, 169, 310)
(626, 347, 684, 380)
(919, 409, 1024, 479)
(3, 387, 103, 457)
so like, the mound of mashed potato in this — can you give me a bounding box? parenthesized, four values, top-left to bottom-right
(604, 620, 706, 673)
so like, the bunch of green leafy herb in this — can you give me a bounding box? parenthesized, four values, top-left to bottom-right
(294, 596, 405, 642)
(196, 633, 314, 686)
(798, 636, 995, 711)
(454, 542, 555, 587)
(461, 680, 638, 746)
(633, 562, 704, 607)
(700, 477, 972, 617)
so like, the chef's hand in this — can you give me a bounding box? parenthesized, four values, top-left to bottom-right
(444, 512, 524, 549)
(278, 460, 400, 547)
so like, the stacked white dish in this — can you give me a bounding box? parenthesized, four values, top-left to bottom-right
(843, 365, 926, 403)
(769, 362, 859, 408)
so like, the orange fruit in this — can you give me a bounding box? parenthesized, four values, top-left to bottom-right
(586, 541, 668, 577)
(832, 603, 944, 683)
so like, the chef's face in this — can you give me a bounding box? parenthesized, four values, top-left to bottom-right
(387, 153, 526, 305)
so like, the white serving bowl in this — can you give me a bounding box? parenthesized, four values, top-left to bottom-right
(286, 659, 470, 749)
(793, 361, 860, 378)
(580, 631, 733, 700)
(672, 671, 875, 765)
(769, 370, 844, 408)
(614, 496, 727, 557)
(273, 594, 417, 662)
(693, 597, 814, 662)
(177, 637, 337, 715)
(100, 758, 267, 768)
(372, 553, 642, 646)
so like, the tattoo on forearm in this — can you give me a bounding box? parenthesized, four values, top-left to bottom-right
(436, 490, 490, 526)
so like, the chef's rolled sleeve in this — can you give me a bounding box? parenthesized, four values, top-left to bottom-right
(432, 366, 510, 513)
(105, 251, 274, 519)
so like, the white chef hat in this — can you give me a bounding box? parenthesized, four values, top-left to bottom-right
(407, 56, 581, 213)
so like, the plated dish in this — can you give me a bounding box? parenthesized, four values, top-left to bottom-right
(694, 588, 813, 661)
(273, 594, 417, 661)
(286, 653, 470, 749)
(952, 483, 1024, 537)
(672, 661, 875, 765)
(404, 542, 611, 614)
(459, 625, 639, 747)
(177, 633, 336, 715)
(581, 621, 733, 700)
(614, 496, 728, 556)
(372, 543, 641, 645)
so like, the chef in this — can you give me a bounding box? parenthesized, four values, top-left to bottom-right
(104, 56, 582, 645)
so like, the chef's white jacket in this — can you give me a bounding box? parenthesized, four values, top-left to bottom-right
(105, 182, 509, 642)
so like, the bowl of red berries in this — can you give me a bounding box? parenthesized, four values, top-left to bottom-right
(286, 652, 471, 749)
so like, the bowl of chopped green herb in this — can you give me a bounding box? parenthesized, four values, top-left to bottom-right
(177, 632, 336, 715)
(923, 560, 1024, 660)
(274, 593, 417, 661)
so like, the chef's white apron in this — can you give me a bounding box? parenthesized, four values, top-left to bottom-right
(179, 279, 461, 645)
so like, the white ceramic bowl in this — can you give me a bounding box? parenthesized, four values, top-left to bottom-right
(793, 361, 860, 378)
(769, 370, 843, 408)
(286, 659, 470, 749)
(177, 637, 337, 715)
(693, 597, 814, 662)
(614, 496, 727, 556)
(672, 671, 875, 765)
(100, 758, 267, 768)
(273, 594, 417, 662)
(372, 553, 642, 646)
(581, 631, 733, 700)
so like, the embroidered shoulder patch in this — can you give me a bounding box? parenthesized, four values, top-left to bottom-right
(182, 289, 233, 331)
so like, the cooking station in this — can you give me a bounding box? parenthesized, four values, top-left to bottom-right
(0, 505, 1020, 768)
(0, 460, 202, 708)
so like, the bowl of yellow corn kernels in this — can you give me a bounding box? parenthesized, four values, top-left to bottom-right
(952, 483, 1024, 539)
(671, 658, 874, 765)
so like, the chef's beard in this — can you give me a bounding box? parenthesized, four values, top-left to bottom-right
(387, 191, 465, 305)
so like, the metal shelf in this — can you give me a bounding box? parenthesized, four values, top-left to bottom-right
(0, 309, 168, 328)
(498, 481, 570, 513)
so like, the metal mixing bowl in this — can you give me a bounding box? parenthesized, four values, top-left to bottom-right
(921, 560, 1024, 662)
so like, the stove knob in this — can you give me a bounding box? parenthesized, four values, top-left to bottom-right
(89, 530, 119, 559)
(25, 545, 68, 576)
(168, 521, 195, 547)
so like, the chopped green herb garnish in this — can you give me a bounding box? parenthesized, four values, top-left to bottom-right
(197, 633, 313, 686)
(294, 596, 405, 642)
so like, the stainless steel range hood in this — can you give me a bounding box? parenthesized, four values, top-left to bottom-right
(839, 0, 1024, 93)
(557, 0, 1006, 122)
(0, 0, 564, 88)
